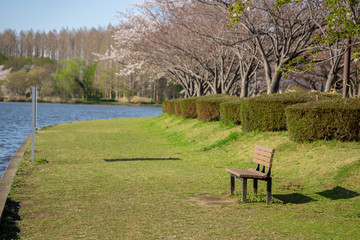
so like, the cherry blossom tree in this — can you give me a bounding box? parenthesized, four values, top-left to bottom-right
(110, 0, 261, 97)
(229, 0, 321, 93)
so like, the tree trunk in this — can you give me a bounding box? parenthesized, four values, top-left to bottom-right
(268, 71, 282, 94)
(343, 37, 351, 98)
(324, 71, 337, 92)
(240, 77, 248, 98)
(256, 36, 272, 93)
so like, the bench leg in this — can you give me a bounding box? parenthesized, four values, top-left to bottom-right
(242, 178, 247, 203)
(253, 179, 258, 194)
(266, 177, 272, 204)
(230, 175, 235, 195)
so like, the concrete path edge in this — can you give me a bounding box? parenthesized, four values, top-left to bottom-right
(0, 135, 31, 219)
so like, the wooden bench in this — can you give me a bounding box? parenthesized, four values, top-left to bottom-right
(225, 145, 275, 204)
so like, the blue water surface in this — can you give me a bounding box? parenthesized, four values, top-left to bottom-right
(0, 102, 162, 177)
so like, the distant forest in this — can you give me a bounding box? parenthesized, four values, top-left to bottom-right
(0, 26, 181, 102)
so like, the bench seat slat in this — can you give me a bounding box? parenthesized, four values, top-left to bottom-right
(225, 168, 268, 179)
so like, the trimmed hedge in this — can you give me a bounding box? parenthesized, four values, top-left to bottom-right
(173, 99, 182, 116)
(162, 101, 168, 113)
(286, 98, 360, 142)
(180, 97, 197, 118)
(196, 95, 239, 122)
(162, 99, 177, 115)
(220, 99, 245, 125)
(240, 92, 341, 132)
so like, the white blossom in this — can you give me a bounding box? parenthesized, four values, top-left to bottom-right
(0, 65, 11, 80)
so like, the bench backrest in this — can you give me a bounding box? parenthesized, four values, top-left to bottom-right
(253, 145, 275, 170)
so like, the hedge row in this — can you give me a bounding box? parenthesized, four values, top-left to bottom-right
(180, 97, 197, 118)
(163, 95, 239, 122)
(162, 92, 359, 142)
(162, 100, 175, 115)
(162, 99, 183, 116)
(286, 98, 360, 142)
(219, 100, 244, 125)
(240, 92, 340, 132)
(196, 95, 239, 121)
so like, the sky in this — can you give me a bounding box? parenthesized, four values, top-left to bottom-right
(0, 0, 142, 32)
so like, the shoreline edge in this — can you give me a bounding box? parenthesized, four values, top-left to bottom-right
(0, 135, 30, 219)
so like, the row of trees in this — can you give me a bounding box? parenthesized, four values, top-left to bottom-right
(0, 56, 98, 98)
(0, 26, 182, 101)
(0, 55, 181, 101)
(3, 0, 359, 100)
(107, 0, 360, 98)
(0, 26, 113, 65)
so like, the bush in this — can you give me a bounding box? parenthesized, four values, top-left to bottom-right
(162, 99, 182, 116)
(286, 98, 360, 142)
(196, 95, 239, 122)
(240, 92, 340, 132)
(162, 100, 169, 114)
(162, 99, 176, 115)
(162, 101, 167, 113)
(180, 97, 197, 118)
(173, 99, 182, 116)
(220, 99, 245, 125)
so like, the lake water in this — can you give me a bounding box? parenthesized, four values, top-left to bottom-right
(0, 102, 162, 178)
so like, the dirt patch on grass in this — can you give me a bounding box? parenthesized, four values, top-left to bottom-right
(187, 195, 238, 207)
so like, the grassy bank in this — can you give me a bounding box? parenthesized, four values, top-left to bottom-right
(2, 115, 360, 239)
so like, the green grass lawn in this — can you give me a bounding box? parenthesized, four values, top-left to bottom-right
(2, 114, 360, 239)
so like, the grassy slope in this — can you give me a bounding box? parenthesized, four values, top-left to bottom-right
(3, 114, 360, 239)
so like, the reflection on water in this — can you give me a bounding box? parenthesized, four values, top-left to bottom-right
(0, 102, 162, 177)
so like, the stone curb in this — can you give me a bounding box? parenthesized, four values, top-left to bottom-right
(0, 135, 30, 219)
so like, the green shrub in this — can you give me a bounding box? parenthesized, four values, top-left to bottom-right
(240, 92, 340, 132)
(180, 97, 197, 118)
(162, 99, 182, 116)
(162, 101, 168, 113)
(220, 99, 245, 125)
(196, 95, 239, 122)
(286, 98, 360, 142)
(163, 99, 176, 115)
(174, 99, 182, 116)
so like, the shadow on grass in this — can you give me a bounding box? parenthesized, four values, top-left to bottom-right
(317, 186, 360, 200)
(0, 198, 20, 240)
(105, 158, 181, 162)
(273, 193, 317, 204)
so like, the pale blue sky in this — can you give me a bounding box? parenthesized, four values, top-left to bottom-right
(0, 0, 141, 32)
